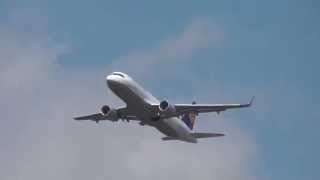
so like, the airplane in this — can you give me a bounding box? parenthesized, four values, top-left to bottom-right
(74, 72, 254, 143)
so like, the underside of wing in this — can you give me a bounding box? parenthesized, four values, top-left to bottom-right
(73, 107, 139, 122)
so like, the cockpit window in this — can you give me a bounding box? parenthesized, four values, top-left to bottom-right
(112, 72, 125, 78)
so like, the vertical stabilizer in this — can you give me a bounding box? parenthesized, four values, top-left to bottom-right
(181, 112, 196, 130)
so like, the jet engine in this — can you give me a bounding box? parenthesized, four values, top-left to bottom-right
(159, 100, 169, 111)
(158, 100, 176, 117)
(101, 105, 118, 121)
(101, 105, 111, 115)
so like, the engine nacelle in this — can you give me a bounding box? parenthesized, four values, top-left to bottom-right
(158, 100, 176, 117)
(101, 105, 111, 115)
(159, 100, 169, 111)
(101, 105, 118, 121)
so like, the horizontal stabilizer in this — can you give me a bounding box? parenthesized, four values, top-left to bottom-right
(162, 132, 224, 141)
(191, 132, 224, 139)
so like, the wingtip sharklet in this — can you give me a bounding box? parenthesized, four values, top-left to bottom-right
(249, 96, 255, 106)
(241, 96, 255, 107)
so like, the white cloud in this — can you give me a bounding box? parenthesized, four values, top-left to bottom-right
(0, 5, 258, 180)
(125, 123, 257, 180)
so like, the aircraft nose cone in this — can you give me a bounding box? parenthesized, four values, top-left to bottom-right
(106, 75, 116, 85)
(106, 75, 122, 88)
(106, 75, 113, 82)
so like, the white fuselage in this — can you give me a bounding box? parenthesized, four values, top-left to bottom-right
(106, 73, 196, 143)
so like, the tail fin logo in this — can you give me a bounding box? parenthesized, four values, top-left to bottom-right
(181, 112, 196, 130)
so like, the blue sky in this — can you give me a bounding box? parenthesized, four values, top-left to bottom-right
(0, 0, 319, 180)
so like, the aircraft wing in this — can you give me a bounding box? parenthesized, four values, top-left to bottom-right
(74, 113, 106, 121)
(73, 107, 139, 122)
(174, 97, 254, 115)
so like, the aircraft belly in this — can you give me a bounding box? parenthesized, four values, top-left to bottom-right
(155, 117, 194, 142)
(155, 121, 179, 138)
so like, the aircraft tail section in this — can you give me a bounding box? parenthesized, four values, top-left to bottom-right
(181, 112, 196, 130)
